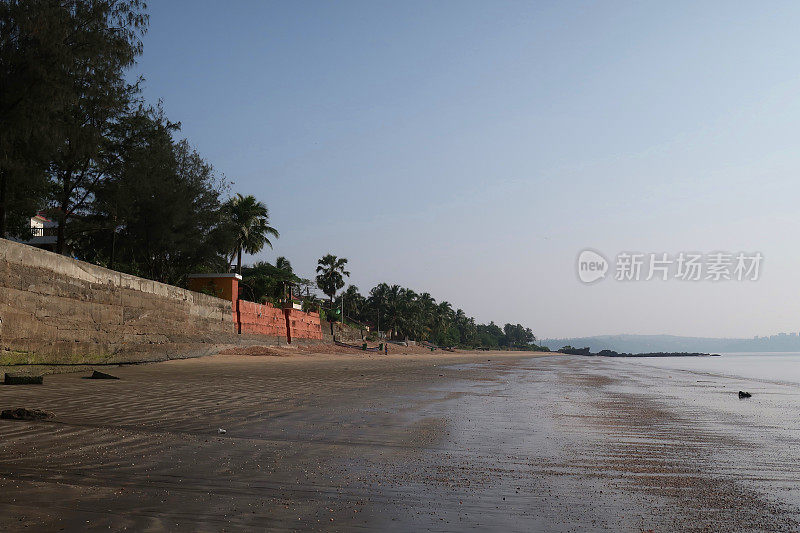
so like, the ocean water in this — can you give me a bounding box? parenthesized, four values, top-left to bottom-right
(627, 352, 800, 384)
(614, 353, 800, 446)
(609, 352, 800, 515)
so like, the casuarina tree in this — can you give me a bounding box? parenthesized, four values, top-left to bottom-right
(48, 0, 149, 254)
(0, 0, 149, 248)
(0, 0, 68, 237)
(71, 106, 234, 284)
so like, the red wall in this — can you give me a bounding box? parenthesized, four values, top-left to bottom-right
(189, 274, 322, 342)
(284, 308, 323, 341)
(187, 276, 238, 304)
(237, 300, 287, 337)
(238, 302, 322, 341)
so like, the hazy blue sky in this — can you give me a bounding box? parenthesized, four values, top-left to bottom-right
(133, 1, 800, 338)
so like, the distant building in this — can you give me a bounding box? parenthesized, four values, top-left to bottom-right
(15, 213, 59, 253)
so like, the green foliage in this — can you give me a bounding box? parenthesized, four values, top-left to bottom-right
(334, 284, 366, 324)
(240, 259, 298, 304)
(559, 346, 591, 355)
(477, 322, 504, 348)
(48, 1, 148, 253)
(435, 324, 461, 348)
(315, 254, 349, 304)
(337, 283, 539, 349)
(301, 297, 320, 313)
(224, 194, 279, 274)
(0, 0, 148, 241)
(71, 106, 234, 285)
(503, 323, 536, 349)
(1, 1, 274, 287)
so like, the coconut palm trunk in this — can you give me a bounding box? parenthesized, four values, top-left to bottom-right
(315, 254, 350, 337)
(330, 296, 335, 335)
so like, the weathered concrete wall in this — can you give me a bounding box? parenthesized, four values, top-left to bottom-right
(0, 238, 251, 365)
(323, 321, 366, 343)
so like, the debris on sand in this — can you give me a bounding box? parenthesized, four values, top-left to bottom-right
(739, 390, 752, 398)
(218, 428, 227, 435)
(85, 370, 120, 380)
(3, 374, 43, 385)
(1, 408, 53, 421)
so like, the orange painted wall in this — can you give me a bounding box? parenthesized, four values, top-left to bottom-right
(238, 300, 287, 338)
(238, 303, 321, 341)
(284, 308, 323, 341)
(187, 276, 238, 304)
(188, 274, 322, 342)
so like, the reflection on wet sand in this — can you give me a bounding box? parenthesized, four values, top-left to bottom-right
(0, 352, 797, 531)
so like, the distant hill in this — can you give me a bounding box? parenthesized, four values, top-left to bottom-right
(539, 334, 800, 354)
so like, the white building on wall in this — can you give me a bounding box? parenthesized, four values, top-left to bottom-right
(18, 213, 59, 252)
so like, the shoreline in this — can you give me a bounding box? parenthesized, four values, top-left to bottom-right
(0, 344, 552, 377)
(0, 351, 797, 531)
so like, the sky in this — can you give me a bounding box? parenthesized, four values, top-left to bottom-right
(131, 1, 800, 339)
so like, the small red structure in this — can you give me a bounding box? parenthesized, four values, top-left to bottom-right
(187, 273, 240, 304)
(187, 273, 321, 342)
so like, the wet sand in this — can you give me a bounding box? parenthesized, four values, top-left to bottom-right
(0, 350, 798, 531)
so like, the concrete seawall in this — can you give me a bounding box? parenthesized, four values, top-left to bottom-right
(0, 238, 282, 366)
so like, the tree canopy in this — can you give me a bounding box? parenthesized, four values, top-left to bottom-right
(316, 254, 350, 304)
(224, 194, 279, 274)
(71, 106, 234, 284)
(1, 1, 276, 286)
(239, 258, 311, 305)
(327, 280, 543, 351)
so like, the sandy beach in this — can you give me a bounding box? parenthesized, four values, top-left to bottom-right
(1, 349, 798, 532)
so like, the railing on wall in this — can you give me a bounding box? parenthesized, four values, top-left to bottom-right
(30, 227, 57, 237)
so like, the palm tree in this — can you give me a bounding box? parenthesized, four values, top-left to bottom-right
(435, 301, 453, 328)
(454, 309, 478, 347)
(316, 254, 350, 308)
(368, 283, 391, 334)
(337, 285, 363, 320)
(275, 256, 292, 273)
(383, 284, 404, 339)
(224, 194, 279, 274)
(416, 292, 436, 340)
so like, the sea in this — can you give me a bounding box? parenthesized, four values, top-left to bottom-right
(628, 351, 800, 384)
